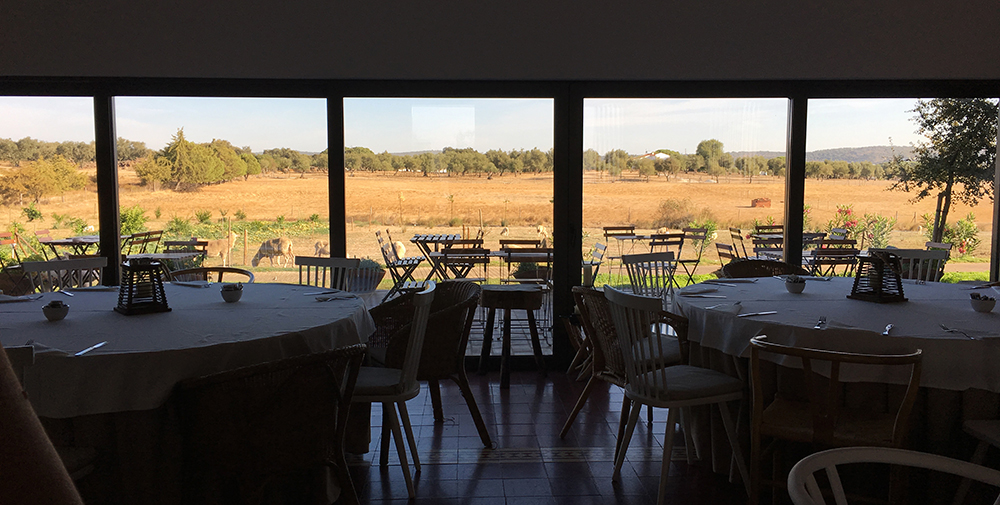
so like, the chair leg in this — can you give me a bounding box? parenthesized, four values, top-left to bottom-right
(452, 373, 492, 448)
(657, 407, 679, 505)
(718, 401, 750, 496)
(382, 402, 415, 498)
(379, 419, 390, 467)
(428, 379, 444, 421)
(478, 308, 497, 375)
(559, 375, 599, 439)
(397, 401, 420, 473)
(647, 404, 654, 424)
(679, 407, 695, 465)
(613, 401, 643, 482)
(615, 397, 632, 462)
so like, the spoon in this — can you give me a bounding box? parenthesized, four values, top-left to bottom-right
(940, 324, 976, 340)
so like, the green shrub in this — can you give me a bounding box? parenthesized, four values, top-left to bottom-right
(308, 213, 320, 222)
(166, 216, 194, 236)
(448, 217, 463, 227)
(22, 203, 42, 222)
(195, 210, 212, 224)
(654, 198, 696, 229)
(154, 207, 162, 219)
(921, 212, 981, 255)
(65, 217, 88, 234)
(234, 209, 247, 221)
(120, 205, 148, 235)
(51, 213, 67, 229)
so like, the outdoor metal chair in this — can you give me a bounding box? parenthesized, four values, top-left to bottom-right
(730, 227, 749, 258)
(677, 227, 708, 285)
(378, 232, 424, 302)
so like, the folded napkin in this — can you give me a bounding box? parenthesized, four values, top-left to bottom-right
(23, 340, 68, 356)
(172, 281, 211, 288)
(316, 293, 358, 302)
(0, 294, 43, 303)
(679, 286, 719, 295)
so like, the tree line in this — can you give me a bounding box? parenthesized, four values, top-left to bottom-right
(345, 146, 554, 176)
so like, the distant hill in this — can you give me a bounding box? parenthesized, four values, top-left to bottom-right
(728, 145, 913, 164)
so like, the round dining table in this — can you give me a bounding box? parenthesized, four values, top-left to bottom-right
(673, 276, 1000, 393)
(0, 282, 375, 504)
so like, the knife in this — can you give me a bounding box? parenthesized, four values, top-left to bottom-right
(737, 311, 777, 318)
(75, 341, 107, 356)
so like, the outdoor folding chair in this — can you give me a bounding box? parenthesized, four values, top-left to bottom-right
(730, 227, 749, 258)
(379, 237, 423, 301)
(807, 239, 859, 277)
(582, 242, 607, 286)
(675, 227, 708, 285)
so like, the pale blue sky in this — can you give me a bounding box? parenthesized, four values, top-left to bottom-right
(0, 96, 925, 155)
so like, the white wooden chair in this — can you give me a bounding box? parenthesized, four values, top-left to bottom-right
(604, 285, 749, 505)
(20, 256, 107, 293)
(788, 447, 1000, 505)
(621, 251, 676, 304)
(295, 256, 359, 290)
(871, 248, 949, 282)
(352, 282, 435, 499)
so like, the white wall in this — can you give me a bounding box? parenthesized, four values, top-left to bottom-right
(3, 0, 1000, 80)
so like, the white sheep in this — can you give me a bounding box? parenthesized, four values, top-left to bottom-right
(392, 240, 406, 259)
(205, 231, 239, 266)
(251, 237, 294, 267)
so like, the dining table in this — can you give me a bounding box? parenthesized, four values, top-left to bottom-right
(0, 282, 375, 504)
(39, 234, 103, 256)
(669, 276, 1000, 482)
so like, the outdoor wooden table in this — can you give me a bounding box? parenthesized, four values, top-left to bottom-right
(409, 234, 461, 280)
(477, 284, 547, 389)
(40, 235, 102, 256)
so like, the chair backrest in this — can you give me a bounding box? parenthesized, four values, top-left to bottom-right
(499, 239, 542, 249)
(750, 335, 922, 448)
(925, 241, 953, 252)
(681, 227, 709, 260)
(295, 256, 359, 290)
(755, 224, 784, 234)
(751, 237, 784, 258)
(398, 282, 436, 388)
(573, 286, 626, 383)
(818, 238, 858, 249)
(722, 259, 808, 278)
(729, 227, 749, 258)
(828, 227, 850, 240)
(443, 238, 484, 249)
(20, 257, 107, 292)
(603, 285, 690, 402)
(870, 248, 949, 282)
(175, 344, 366, 500)
(603, 225, 636, 241)
(169, 267, 255, 283)
(590, 242, 607, 263)
(649, 232, 684, 255)
(716, 243, 736, 265)
(621, 251, 676, 299)
(788, 447, 1000, 505)
(380, 240, 400, 265)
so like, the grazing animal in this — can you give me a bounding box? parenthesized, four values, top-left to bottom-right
(500, 226, 510, 236)
(205, 231, 239, 266)
(392, 241, 406, 259)
(251, 237, 294, 267)
(314, 240, 331, 257)
(656, 227, 669, 234)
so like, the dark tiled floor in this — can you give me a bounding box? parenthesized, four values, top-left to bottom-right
(348, 370, 747, 504)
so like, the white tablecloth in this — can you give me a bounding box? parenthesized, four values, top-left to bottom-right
(673, 277, 1000, 393)
(0, 283, 375, 418)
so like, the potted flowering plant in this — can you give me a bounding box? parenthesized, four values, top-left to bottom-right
(350, 258, 386, 293)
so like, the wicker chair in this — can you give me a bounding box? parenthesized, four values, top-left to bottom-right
(175, 344, 366, 505)
(722, 259, 809, 278)
(380, 280, 492, 447)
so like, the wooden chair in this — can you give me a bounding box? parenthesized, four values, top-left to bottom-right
(605, 286, 749, 505)
(749, 335, 923, 505)
(20, 257, 107, 292)
(716, 242, 737, 266)
(294, 256, 358, 290)
(604, 225, 637, 261)
(378, 234, 424, 302)
(828, 227, 850, 240)
(169, 266, 255, 283)
(871, 248, 949, 282)
(560, 287, 685, 453)
(751, 237, 784, 260)
(648, 232, 685, 288)
(678, 227, 708, 285)
(621, 251, 677, 302)
(34, 230, 56, 259)
(953, 420, 1000, 505)
(436, 239, 489, 281)
(730, 227, 749, 258)
(807, 239, 860, 277)
(380, 281, 491, 447)
(163, 238, 209, 254)
(788, 447, 1000, 505)
(755, 224, 784, 234)
(353, 282, 435, 499)
(498, 238, 542, 249)
(176, 344, 366, 505)
(722, 259, 808, 278)
(925, 241, 953, 252)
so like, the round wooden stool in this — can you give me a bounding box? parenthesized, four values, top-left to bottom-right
(477, 284, 547, 389)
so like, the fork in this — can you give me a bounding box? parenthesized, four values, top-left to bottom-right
(814, 316, 826, 329)
(940, 324, 976, 340)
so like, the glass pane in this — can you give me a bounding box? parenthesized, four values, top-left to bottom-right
(0, 97, 97, 293)
(804, 98, 994, 282)
(584, 98, 788, 286)
(114, 96, 327, 280)
(345, 97, 555, 353)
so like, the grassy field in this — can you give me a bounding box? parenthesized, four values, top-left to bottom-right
(1, 168, 992, 282)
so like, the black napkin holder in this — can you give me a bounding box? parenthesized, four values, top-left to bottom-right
(115, 258, 172, 315)
(847, 251, 907, 303)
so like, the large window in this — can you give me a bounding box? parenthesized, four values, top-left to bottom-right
(583, 98, 788, 284)
(114, 97, 327, 279)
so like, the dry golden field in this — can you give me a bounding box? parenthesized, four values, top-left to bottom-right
(2, 168, 992, 278)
